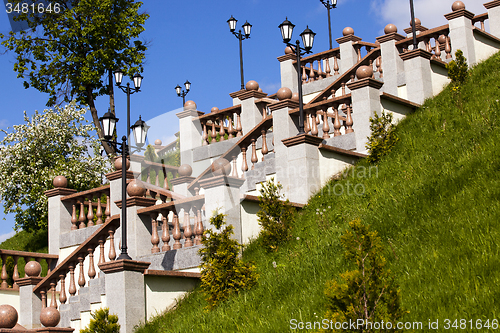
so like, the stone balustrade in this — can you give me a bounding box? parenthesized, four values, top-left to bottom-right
(198, 105, 243, 145)
(142, 160, 179, 192)
(396, 26, 453, 61)
(60, 186, 111, 230)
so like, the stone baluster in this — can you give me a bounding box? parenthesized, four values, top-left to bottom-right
(202, 122, 208, 146)
(87, 198, 94, 227)
(78, 200, 86, 229)
(172, 212, 182, 250)
(108, 228, 116, 261)
(98, 236, 105, 266)
(59, 273, 67, 304)
(345, 103, 354, 134)
(333, 55, 339, 75)
(304, 112, 311, 134)
(341, 82, 346, 95)
(310, 111, 318, 136)
(241, 146, 248, 177)
(50, 280, 57, 308)
(434, 36, 441, 60)
(302, 65, 307, 83)
(250, 138, 258, 170)
(183, 209, 193, 247)
(68, 263, 76, 296)
(445, 35, 451, 59)
(261, 130, 268, 161)
(77, 254, 85, 290)
(71, 204, 78, 230)
(12, 256, 19, 290)
(105, 196, 111, 223)
(161, 213, 170, 252)
(331, 88, 337, 98)
(47, 258, 53, 275)
(228, 115, 235, 139)
(196, 208, 204, 245)
(194, 187, 200, 196)
(96, 196, 103, 225)
(87, 246, 96, 280)
(218, 117, 225, 141)
(324, 58, 331, 77)
(151, 212, 160, 253)
(163, 168, 169, 191)
(236, 112, 243, 137)
(356, 45, 362, 62)
(231, 155, 238, 178)
(350, 74, 355, 83)
(1, 254, 7, 288)
(322, 107, 330, 139)
(333, 104, 341, 136)
(210, 119, 217, 143)
(425, 37, 432, 53)
(316, 110, 321, 125)
(308, 62, 315, 82)
(154, 167, 160, 188)
(480, 19, 485, 31)
(317, 59, 323, 79)
(40, 289, 47, 308)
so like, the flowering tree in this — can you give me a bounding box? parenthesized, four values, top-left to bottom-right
(0, 102, 111, 231)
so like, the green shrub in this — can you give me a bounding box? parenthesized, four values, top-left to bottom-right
(257, 179, 294, 251)
(80, 308, 120, 333)
(321, 219, 404, 332)
(366, 111, 398, 164)
(446, 49, 468, 86)
(199, 212, 257, 309)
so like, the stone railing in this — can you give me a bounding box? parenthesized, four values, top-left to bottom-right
(33, 215, 119, 308)
(60, 186, 111, 230)
(0, 250, 58, 290)
(296, 47, 340, 83)
(142, 160, 179, 191)
(137, 195, 206, 253)
(197, 105, 243, 145)
(473, 12, 488, 31)
(396, 25, 452, 61)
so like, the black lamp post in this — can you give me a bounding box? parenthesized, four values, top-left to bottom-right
(279, 18, 316, 135)
(175, 80, 191, 106)
(99, 111, 149, 260)
(409, 0, 418, 50)
(227, 15, 252, 90)
(319, 0, 337, 50)
(113, 69, 143, 138)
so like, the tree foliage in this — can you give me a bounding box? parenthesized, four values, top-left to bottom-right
(257, 178, 294, 251)
(0, 102, 110, 231)
(0, 0, 149, 154)
(366, 111, 398, 164)
(446, 49, 469, 87)
(321, 220, 404, 332)
(199, 212, 257, 309)
(80, 308, 120, 333)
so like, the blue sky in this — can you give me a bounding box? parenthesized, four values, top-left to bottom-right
(0, 0, 488, 237)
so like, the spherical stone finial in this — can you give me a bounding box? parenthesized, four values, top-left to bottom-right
(25, 261, 42, 277)
(342, 27, 354, 36)
(154, 139, 162, 146)
(211, 158, 231, 176)
(184, 100, 197, 110)
(285, 46, 294, 54)
(258, 87, 263, 92)
(276, 87, 293, 101)
(40, 307, 60, 328)
(245, 80, 259, 91)
(53, 176, 67, 189)
(291, 92, 300, 102)
(211, 107, 219, 113)
(114, 156, 130, 171)
(384, 24, 397, 34)
(0, 305, 18, 329)
(409, 18, 421, 27)
(126, 179, 146, 197)
(452, 1, 465, 11)
(178, 164, 193, 177)
(438, 34, 446, 44)
(355, 65, 373, 80)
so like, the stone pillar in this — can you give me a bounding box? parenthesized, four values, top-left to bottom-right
(99, 260, 150, 333)
(445, 4, 476, 65)
(269, 98, 299, 199)
(44, 176, 77, 256)
(234, 81, 268, 136)
(347, 70, 384, 153)
(277, 48, 299, 93)
(399, 49, 433, 105)
(282, 134, 323, 205)
(335, 27, 362, 73)
(199, 175, 244, 243)
(376, 25, 406, 96)
(17, 277, 43, 329)
(485, 0, 500, 38)
(176, 101, 204, 167)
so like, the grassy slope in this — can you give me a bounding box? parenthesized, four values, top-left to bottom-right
(135, 52, 500, 332)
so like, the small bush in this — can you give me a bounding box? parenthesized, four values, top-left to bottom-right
(446, 49, 468, 86)
(80, 308, 120, 333)
(199, 212, 257, 309)
(366, 111, 398, 164)
(257, 179, 294, 251)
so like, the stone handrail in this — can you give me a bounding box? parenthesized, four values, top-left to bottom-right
(60, 185, 111, 230)
(0, 250, 58, 290)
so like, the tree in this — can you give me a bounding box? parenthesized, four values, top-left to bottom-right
(80, 308, 120, 333)
(199, 212, 257, 309)
(366, 111, 398, 164)
(0, 0, 149, 155)
(321, 220, 404, 332)
(0, 101, 110, 231)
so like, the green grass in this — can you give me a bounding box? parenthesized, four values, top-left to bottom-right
(135, 52, 500, 332)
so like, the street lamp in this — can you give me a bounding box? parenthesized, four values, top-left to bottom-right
(113, 69, 143, 139)
(409, 0, 418, 50)
(319, 0, 337, 50)
(99, 111, 149, 260)
(175, 80, 191, 106)
(279, 18, 316, 135)
(227, 15, 252, 90)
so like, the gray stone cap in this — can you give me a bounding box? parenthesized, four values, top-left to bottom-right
(399, 48, 433, 61)
(485, 0, 500, 9)
(144, 269, 200, 279)
(282, 134, 324, 148)
(380, 92, 421, 109)
(199, 175, 245, 189)
(318, 143, 368, 158)
(444, 8, 475, 20)
(98, 259, 151, 274)
(376, 32, 406, 43)
(176, 109, 204, 119)
(347, 77, 384, 91)
(335, 34, 362, 44)
(44, 188, 77, 198)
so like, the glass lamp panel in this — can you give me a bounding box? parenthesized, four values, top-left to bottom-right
(184, 80, 191, 91)
(113, 69, 123, 86)
(175, 85, 182, 95)
(279, 18, 294, 43)
(227, 16, 237, 32)
(242, 21, 252, 37)
(300, 26, 316, 50)
(331, 0, 337, 6)
(133, 73, 143, 90)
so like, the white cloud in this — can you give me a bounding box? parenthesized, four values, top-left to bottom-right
(0, 230, 15, 244)
(372, 0, 488, 35)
